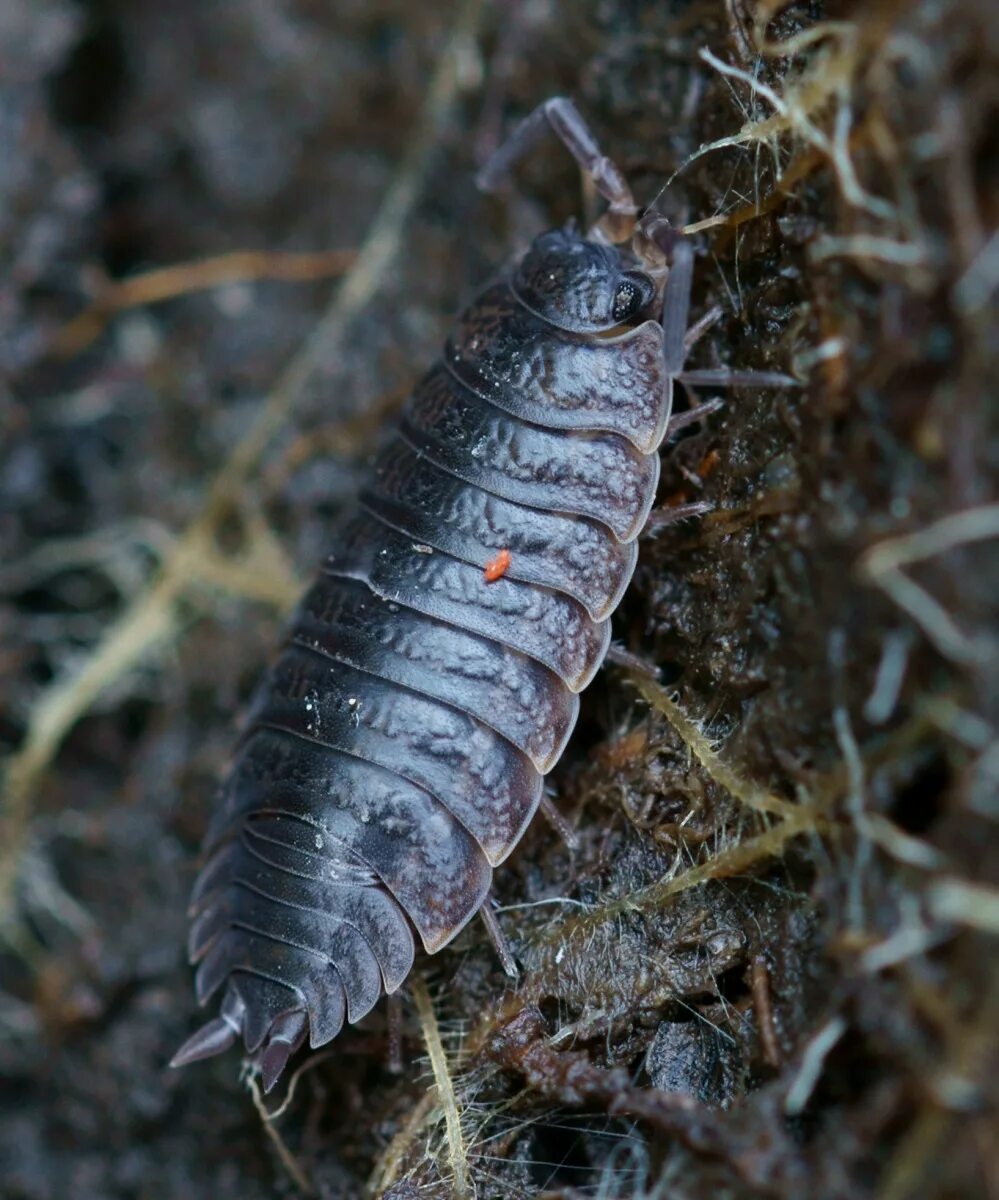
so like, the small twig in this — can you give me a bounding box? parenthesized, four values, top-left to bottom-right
(692, 47, 896, 222)
(0, 569, 183, 913)
(680, 213, 731, 235)
(863, 628, 914, 725)
(809, 234, 937, 267)
(877, 972, 998, 1200)
(249, 1076, 316, 1195)
(832, 691, 869, 932)
(751, 956, 781, 1068)
(0, 519, 174, 591)
(51, 248, 357, 358)
(784, 1015, 847, 1116)
(859, 812, 947, 872)
(927, 878, 999, 933)
(860, 908, 947, 973)
(368, 1090, 436, 1196)
(258, 1048, 339, 1123)
(411, 975, 469, 1198)
(525, 804, 823, 953)
(628, 672, 798, 820)
(859, 504, 999, 667)
(955, 227, 999, 314)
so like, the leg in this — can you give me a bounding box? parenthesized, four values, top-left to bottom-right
(605, 641, 661, 679)
(637, 215, 696, 429)
(386, 991, 404, 1074)
(685, 304, 724, 352)
(678, 367, 800, 389)
(480, 900, 519, 979)
(639, 212, 800, 402)
(640, 214, 695, 377)
(540, 792, 579, 850)
(665, 396, 725, 436)
(751, 956, 782, 1069)
(476, 97, 638, 243)
(642, 500, 714, 536)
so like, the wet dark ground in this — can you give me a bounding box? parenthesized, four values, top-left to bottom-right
(1, 1, 997, 1197)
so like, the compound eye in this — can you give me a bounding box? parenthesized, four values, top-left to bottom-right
(611, 279, 643, 323)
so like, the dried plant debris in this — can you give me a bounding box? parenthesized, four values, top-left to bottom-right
(0, 0, 996, 1197)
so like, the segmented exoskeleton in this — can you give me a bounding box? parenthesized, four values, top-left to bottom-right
(173, 98, 792, 1091)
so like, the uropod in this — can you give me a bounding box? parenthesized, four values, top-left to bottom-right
(173, 98, 793, 1091)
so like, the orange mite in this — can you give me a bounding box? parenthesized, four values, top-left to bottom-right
(483, 548, 512, 582)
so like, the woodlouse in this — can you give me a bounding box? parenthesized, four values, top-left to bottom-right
(173, 98, 792, 1091)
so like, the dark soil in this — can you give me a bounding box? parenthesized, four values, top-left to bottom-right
(1, 1, 996, 1197)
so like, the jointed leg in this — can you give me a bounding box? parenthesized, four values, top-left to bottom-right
(386, 992, 404, 1074)
(642, 500, 714, 536)
(540, 792, 579, 850)
(685, 304, 724, 351)
(605, 642, 661, 679)
(665, 396, 725, 436)
(480, 899, 519, 978)
(636, 213, 697, 430)
(476, 97, 638, 243)
(639, 214, 695, 373)
(639, 211, 799, 395)
(678, 366, 800, 389)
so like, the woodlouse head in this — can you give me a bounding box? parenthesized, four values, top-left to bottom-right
(512, 225, 657, 333)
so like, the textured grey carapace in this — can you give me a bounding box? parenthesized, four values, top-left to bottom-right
(173, 97, 794, 1092)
